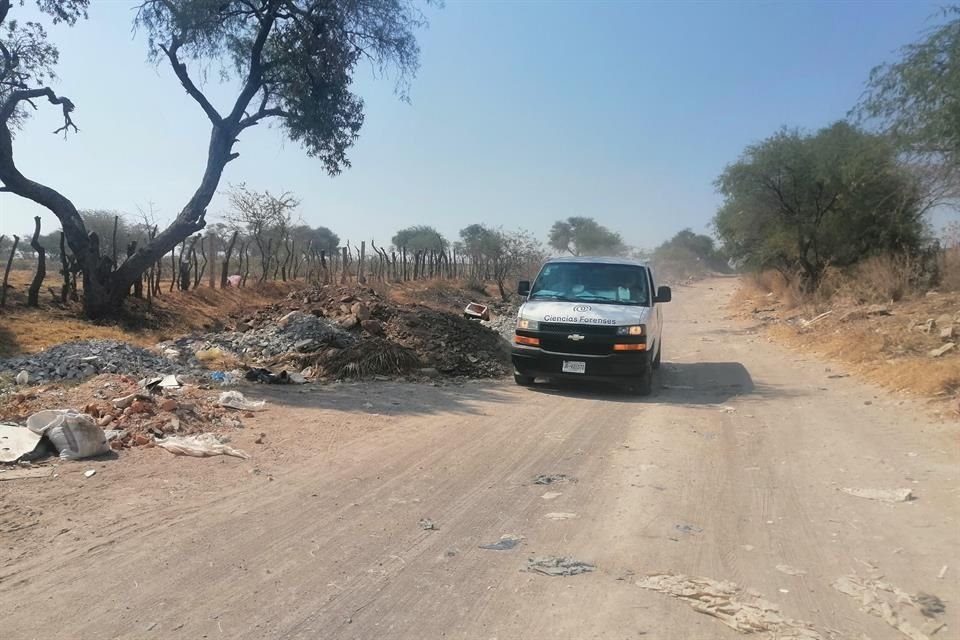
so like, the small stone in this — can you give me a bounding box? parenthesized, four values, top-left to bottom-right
(277, 310, 300, 328)
(83, 469, 96, 478)
(133, 434, 151, 446)
(339, 315, 359, 329)
(929, 343, 956, 358)
(940, 326, 955, 340)
(83, 403, 101, 419)
(15, 370, 29, 385)
(159, 398, 178, 412)
(419, 367, 441, 379)
(360, 319, 384, 336)
(98, 415, 114, 428)
(130, 400, 153, 415)
(351, 302, 371, 321)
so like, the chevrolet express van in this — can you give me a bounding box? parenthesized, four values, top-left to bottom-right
(512, 257, 671, 395)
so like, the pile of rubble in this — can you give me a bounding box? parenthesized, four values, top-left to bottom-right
(0, 340, 193, 385)
(159, 310, 355, 369)
(198, 284, 513, 379)
(1, 375, 250, 451)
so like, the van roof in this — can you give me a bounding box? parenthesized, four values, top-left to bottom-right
(545, 256, 650, 268)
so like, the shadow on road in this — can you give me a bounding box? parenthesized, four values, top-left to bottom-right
(526, 361, 803, 406)
(237, 379, 516, 417)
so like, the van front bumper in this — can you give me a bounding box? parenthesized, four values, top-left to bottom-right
(511, 345, 650, 382)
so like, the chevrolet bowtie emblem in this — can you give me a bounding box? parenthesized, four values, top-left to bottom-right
(567, 334, 585, 341)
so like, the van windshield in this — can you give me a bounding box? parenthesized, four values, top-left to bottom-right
(529, 263, 650, 306)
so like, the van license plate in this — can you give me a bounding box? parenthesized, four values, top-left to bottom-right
(562, 361, 586, 374)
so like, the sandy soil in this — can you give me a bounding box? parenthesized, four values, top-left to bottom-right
(1, 278, 957, 639)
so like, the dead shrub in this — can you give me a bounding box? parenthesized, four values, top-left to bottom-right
(940, 246, 960, 292)
(324, 338, 421, 379)
(841, 255, 923, 303)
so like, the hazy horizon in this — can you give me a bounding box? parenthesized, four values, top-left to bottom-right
(1, 1, 954, 251)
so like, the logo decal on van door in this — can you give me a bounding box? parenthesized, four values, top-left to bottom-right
(572, 304, 592, 313)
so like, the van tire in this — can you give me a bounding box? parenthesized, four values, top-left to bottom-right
(632, 359, 654, 396)
(514, 373, 534, 387)
(652, 342, 662, 369)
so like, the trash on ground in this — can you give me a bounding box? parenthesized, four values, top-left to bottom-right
(479, 534, 523, 551)
(775, 564, 807, 576)
(674, 523, 703, 535)
(544, 512, 578, 520)
(245, 367, 292, 384)
(463, 302, 490, 321)
(721, 406, 736, 413)
(833, 574, 945, 640)
(26, 410, 110, 460)
(0, 423, 43, 463)
(841, 487, 914, 503)
(637, 572, 825, 638)
(418, 518, 438, 531)
(155, 433, 250, 459)
(541, 491, 562, 500)
(83, 469, 96, 478)
(15, 370, 29, 385)
(217, 391, 267, 412)
(0, 466, 53, 481)
(527, 556, 595, 577)
(937, 565, 948, 580)
(533, 473, 575, 485)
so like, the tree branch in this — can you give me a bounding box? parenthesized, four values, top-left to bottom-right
(160, 39, 223, 125)
(0, 87, 76, 134)
(227, 8, 278, 123)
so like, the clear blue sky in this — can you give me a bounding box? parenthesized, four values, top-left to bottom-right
(1, 0, 951, 250)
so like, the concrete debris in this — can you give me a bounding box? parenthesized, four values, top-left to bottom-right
(156, 433, 250, 459)
(533, 473, 576, 485)
(527, 556, 595, 577)
(217, 391, 266, 412)
(841, 487, 914, 503)
(776, 564, 807, 576)
(15, 370, 29, 385)
(833, 575, 945, 640)
(418, 518, 438, 531)
(928, 343, 955, 358)
(541, 491, 563, 500)
(544, 512, 578, 520)
(463, 302, 490, 321)
(0, 423, 42, 463)
(637, 572, 825, 638)
(479, 534, 523, 551)
(940, 326, 955, 340)
(83, 469, 96, 478)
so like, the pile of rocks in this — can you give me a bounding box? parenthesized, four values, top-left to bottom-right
(159, 311, 355, 368)
(0, 340, 189, 385)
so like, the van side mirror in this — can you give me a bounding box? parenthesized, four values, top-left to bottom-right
(655, 285, 672, 303)
(518, 280, 530, 296)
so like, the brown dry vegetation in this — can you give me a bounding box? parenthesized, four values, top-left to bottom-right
(0, 270, 299, 357)
(734, 264, 960, 401)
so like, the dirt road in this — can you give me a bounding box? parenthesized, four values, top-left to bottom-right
(2, 279, 957, 639)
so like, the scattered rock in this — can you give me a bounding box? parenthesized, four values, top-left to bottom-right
(83, 469, 96, 478)
(339, 315, 359, 330)
(351, 302, 371, 321)
(940, 326, 955, 340)
(360, 319, 384, 336)
(841, 487, 914, 503)
(418, 518, 438, 531)
(533, 473, 576, 485)
(159, 398, 178, 412)
(527, 556, 595, 577)
(929, 343, 955, 358)
(479, 534, 523, 551)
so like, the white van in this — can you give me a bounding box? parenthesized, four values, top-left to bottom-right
(512, 257, 671, 395)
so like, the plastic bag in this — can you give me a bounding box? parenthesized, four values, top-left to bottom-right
(217, 391, 267, 411)
(26, 409, 110, 461)
(155, 433, 250, 459)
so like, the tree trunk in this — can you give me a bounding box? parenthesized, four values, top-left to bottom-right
(169, 248, 177, 292)
(27, 217, 46, 307)
(111, 214, 119, 267)
(1, 235, 20, 307)
(195, 236, 206, 288)
(59, 231, 70, 303)
(359, 241, 367, 285)
(220, 230, 238, 288)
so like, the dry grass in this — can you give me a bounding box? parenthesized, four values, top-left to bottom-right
(0, 270, 298, 357)
(738, 276, 960, 400)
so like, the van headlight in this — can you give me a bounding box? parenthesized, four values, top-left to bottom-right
(517, 318, 539, 331)
(617, 325, 644, 336)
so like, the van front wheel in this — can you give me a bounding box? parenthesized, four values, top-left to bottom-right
(632, 358, 654, 396)
(514, 373, 534, 387)
(652, 341, 662, 370)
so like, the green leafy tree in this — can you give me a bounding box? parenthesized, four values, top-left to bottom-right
(652, 229, 727, 281)
(392, 225, 446, 252)
(0, 0, 426, 318)
(856, 7, 960, 200)
(713, 122, 929, 290)
(548, 217, 626, 256)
